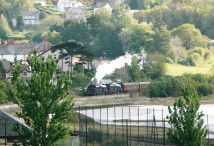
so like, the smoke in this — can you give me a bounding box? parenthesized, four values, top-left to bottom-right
(91, 51, 146, 85)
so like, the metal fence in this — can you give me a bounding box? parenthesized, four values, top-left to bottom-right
(78, 106, 214, 146)
(0, 122, 19, 146)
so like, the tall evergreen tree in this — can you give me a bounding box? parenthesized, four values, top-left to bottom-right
(167, 84, 207, 146)
(10, 53, 74, 146)
(0, 14, 11, 39)
(16, 15, 24, 30)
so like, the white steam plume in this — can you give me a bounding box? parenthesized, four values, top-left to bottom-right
(91, 51, 146, 85)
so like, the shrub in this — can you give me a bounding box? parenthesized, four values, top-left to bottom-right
(197, 83, 213, 96)
(191, 73, 207, 83)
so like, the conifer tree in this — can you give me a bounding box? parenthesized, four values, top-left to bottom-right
(10, 53, 74, 146)
(0, 14, 11, 39)
(167, 84, 207, 146)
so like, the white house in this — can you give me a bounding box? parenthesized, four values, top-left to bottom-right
(38, 49, 80, 72)
(0, 39, 50, 64)
(65, 7, 86, 21)
(57, 0, 83, 12)
(94, 2, 112, 13)
(20, 11, 40, 26)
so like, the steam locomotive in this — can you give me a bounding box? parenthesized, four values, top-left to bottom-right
(87, 82, 150, 96)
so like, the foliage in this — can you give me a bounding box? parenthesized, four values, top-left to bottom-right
(51, 40, 93, 76)
(16, 16, 24, 30)
(0, 62, 6, 79)
(171, 23, 208, 50)
(128, 59, 142, 82)
(141, 53, 166, 79)
(32, 33, 43, 43)
(10, 54, 74, 146)
(103, 136, 127, 146)
(71, 73, 91, 90)
(197, 83, 213, 96)
(144, 76, 181, 97)
(0, 80, 7, 104)
(37, 15, 64, 33)
(61, 20, 91, 45)
(151, 26, 171, 54)
(167, 84, 207, 146)
(47, 30, 61, 45)
(119, 22, 154, 53)
(0, 14, 11, 39)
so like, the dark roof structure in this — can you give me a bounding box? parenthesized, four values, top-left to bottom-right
(0, 59, 29, 73)
(20, 11, 40, 17)
(0, 110, 30, 137)
(0, 59, 11, 72)
(0, 41, 51, 55)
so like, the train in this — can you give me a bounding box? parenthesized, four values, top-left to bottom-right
(87, 82, 150, 96)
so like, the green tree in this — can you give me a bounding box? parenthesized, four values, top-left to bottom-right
(32, 33, 43, 43)
(167, 84, 207, 146)
(10, 54, 74, 146)
(152, 26, 171, 54)
(71, 73, 91, 91)
(86, 14, 102, 38)
(47, 30, 61, 45)
(0, 14, 11, 39)
(128, 59, 142, 82)
(0, 80, 7, 104)
(119, 22, 154, 53)
(16, 15, 24, 30)
(51, 40, 93, 76)
(171, 23, 206, 50)
(61, 20, 91, 45)
(141, 53, 166, 79)
(37, 15, 64, 33)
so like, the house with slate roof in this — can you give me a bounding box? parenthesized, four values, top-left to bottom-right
(0, 38, 50, 64)
(20, 11, 40, 26)
(0, 59, 31, 78)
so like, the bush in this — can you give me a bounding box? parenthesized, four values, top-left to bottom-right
(103, 136, 127, 146)
(145, 76, 179, 97)
(197, 83, 213, 96)
(191, 73, 207, 83)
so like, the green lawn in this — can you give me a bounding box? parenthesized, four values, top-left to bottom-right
(166, 60, 214, 76)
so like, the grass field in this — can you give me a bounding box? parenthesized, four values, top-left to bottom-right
(166, 58, 214, 76)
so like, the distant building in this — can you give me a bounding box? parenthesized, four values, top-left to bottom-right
(0, 38, 50, 63)
(34, 0, 46, 7)
(94, 2, 112, 13)
(65, 7, 86, 21)
(0, 59, 31, 78)
(20, 11, 40, 26)
(57, 0, 83, 12)
(38, 49, 81, 72)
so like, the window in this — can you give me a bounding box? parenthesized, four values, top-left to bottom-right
(54, 55, 57, 60)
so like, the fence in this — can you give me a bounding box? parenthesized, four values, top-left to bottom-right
(78, 106, 214, 146)
(0, 122, 19, 146)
